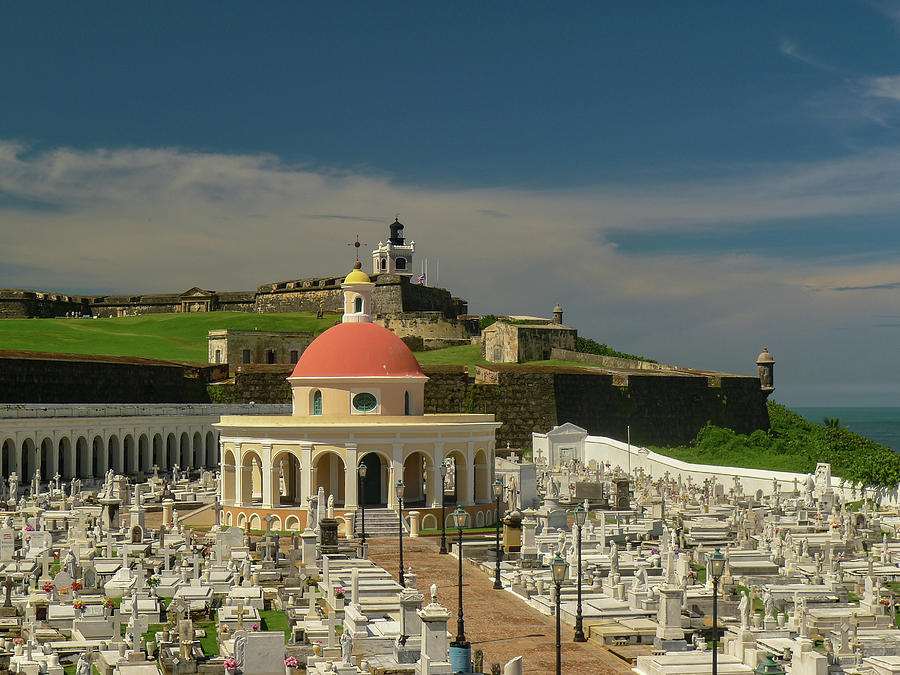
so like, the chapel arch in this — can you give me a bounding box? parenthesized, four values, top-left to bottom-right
(180, 432, 191, 469)
(193, 432, 204, 468)
(124, 435, 136, 475)
(1, 439, 16, 479)
(240, 450, 264, 504)
(57, 437, 72, 480)
(443, 449, 470, 506)
(107, 435, 121, 474)
(359, 451, 387, 507)
(152, 434, 164, 470)
(20, 438, 36, 483)
(91, 435, 104, 477)
(39, 437, 53, 479)
(312, 450, 345, 506)
(139, 434, 151, 473)
(272, 449, 303, 507)
(166, 433, 178, 470)
(402, 450, 434, 506)
(206, 432, 218, 468)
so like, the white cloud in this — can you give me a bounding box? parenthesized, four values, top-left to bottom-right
(2, 140, 900, 403)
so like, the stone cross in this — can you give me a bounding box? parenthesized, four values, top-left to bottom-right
(236, 601, 247, 630)
(213, 497, 223, 528)
(323, 610, 342, 648)
(152, 465, 159, 480)
(304, 583, 321, 621)
(53, 474, 60, 492)
(192, 552, 202, 579)
(161, 540, 174, 572)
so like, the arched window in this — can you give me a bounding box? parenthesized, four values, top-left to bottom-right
(380, 258, 386, 270)
(354, 297, 363, 313)
(312, 390, 322, 416)
(396, 257, 407, 270)
(404, 391, 411, 415)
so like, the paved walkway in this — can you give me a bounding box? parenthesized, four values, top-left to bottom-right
(367, 537, 635, 675)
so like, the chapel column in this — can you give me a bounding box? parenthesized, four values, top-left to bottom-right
(299, 444, 313, 510)
(261, 444, 275, 509)
(464, 443, 475, 506)
(233, 443, 244, 507)
(429, 445, 444, 508)
(388, 443, 403, 509)
(344, 444, 359, 509)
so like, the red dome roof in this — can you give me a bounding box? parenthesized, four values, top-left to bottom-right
(290, 322, 426, 379)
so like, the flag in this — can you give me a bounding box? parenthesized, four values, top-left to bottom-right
(417, 272, 426, 284)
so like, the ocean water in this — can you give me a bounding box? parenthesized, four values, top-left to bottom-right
(793, 407, 900, 452)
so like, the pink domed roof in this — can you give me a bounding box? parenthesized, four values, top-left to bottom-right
(290, 322, 426, 379)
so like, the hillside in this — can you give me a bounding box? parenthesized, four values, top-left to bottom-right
(653, 402, 900, 488)
(0, 312, 337, 363)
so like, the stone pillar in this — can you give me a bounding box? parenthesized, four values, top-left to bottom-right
(261, 444, 274, 508)
(162, 500, 174, 528)
(319, 518, 339, 556)
(430, 446, 444, 508)
(344, 444, 359, 509)
(388, 450, 403, 509)
(409, 511, 420, 538)
(233, 443, 243, 506)
(300, 528, 317, 567)
(655, 586, 686, 649)
(415, 592, 453, 675)
(300, 444, 313, 507)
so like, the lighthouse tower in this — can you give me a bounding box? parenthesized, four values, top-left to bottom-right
(372, 217, 415, 277)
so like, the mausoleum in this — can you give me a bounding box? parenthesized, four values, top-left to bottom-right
(217, 262, 501, 533)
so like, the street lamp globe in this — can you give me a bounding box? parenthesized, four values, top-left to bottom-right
(358, 462, 367, 479)
(492, 477, 504, 500)
(709, 547, 726, 580)
(573, 503, 587, 528)
(450, 506, 469, 530)
(395, 479, 405, 503)
(550, 554, 568, 585)
(440, 461, 448, 480)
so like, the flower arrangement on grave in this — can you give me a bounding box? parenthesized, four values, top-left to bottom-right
(223, 657, 237, 670)
(146, 576, 160, 588)
(73, 600, 85, 610)
(284, 656, 299, 669)
(103, 597, 115, 609)
(334, 586, 346, 600)
(24, 525, 34, 532)
(221, 626, 228, 633)
(251, 623, 259, 631)
(13, 638, 23, 645)
(882, 599, 891, 606)
(59, 587, 69, 596)
(71, 581, 83, 592)
(41, 582, 54, 594)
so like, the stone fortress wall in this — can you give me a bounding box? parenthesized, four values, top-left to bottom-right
(0, 353, 772, 452)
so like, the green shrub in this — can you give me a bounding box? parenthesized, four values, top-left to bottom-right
(576, 336, 656, 363)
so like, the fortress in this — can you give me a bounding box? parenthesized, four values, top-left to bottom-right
(0, 218, 469, 326)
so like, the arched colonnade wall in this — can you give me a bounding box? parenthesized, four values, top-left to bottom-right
(220, 436, 496, 512)
(0, 416, 223, 482)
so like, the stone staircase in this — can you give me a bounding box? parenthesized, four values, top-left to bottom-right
(352, 508, 408, 538)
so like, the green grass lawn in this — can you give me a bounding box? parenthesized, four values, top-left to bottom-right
(413, 344, 486, 373)
(0, 312, 337, 362)
(260, 609, 291, 642)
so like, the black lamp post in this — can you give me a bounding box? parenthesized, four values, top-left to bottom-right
(493, 477, 504, 589)
(449, 505, 471, 672)
(550, 553, 569, 675)
(709, 547, 726, 675)
(572, 503, 587, 642)
(396, 479, 405, 588)
(358, 461, 368, 555)
(439, 461, 449, 555)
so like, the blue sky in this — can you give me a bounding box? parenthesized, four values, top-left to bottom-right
(3, 2, 900, 406)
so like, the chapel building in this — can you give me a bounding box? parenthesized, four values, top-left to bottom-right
(217, 262, 501, 533)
